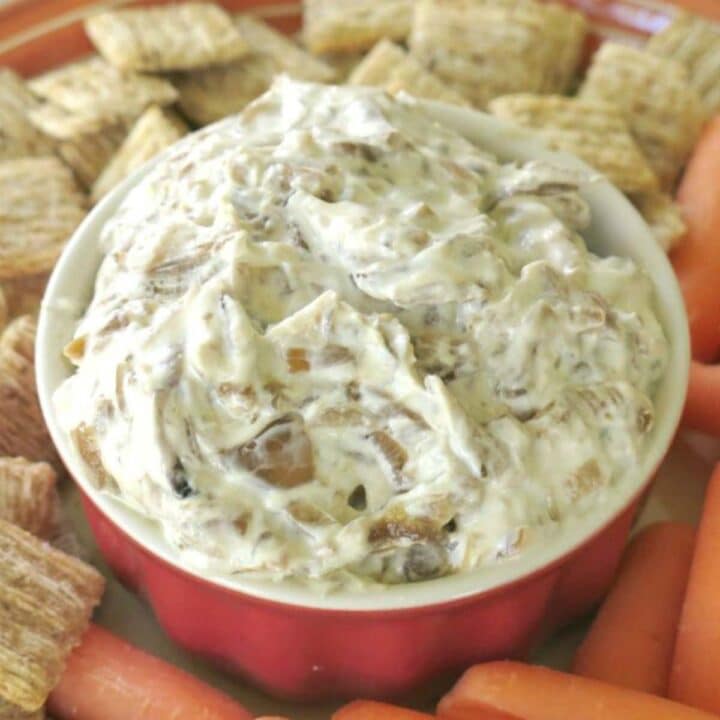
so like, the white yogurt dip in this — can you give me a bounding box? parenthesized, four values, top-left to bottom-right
(55, 78, 668, 588)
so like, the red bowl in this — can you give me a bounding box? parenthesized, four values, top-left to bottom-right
(36, 99, 690, 699)
(79, 486, 641, 700)
(27, 0, 690, 700)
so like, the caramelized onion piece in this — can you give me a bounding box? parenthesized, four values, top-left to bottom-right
(286, 347, 310, 373)
(347, 484, 367, 511)
(317, 344, 353, 366)
(287, 500, 332, 525)
(369, 507, 440, 544)
(286, 344, 353, 373)
(236, 413, 315, 488)
(63, 336, 86, 364)
(403, 542, 447, 582)
(71, 423, 113, 487)
(565, 459, 604, 501)
(169, 458, 195, 499)
(369, 430, 407, 475)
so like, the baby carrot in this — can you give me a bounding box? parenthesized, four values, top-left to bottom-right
(437, 662, 719, 720)
(671, 116, 720, 363)
(333, 702, 439, 720)
(683, 361, 720, 438)
(572, 522, 695, 694)
(669, 464, 720, 713)
(48, 624, 252, 720)
(335, 701, 516, 720)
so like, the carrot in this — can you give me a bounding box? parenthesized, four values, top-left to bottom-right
(671, 116, 720, 363)
(333, 701, 439, 720)
(572, 522, 695, 694)
(683, 361, 720, 438)
(437, 662, 719, 720)
(669, 464, 720, 713)
(654, 0, 720, 21)
(48, 624, 253, 720)
(334, 701, 516, 720)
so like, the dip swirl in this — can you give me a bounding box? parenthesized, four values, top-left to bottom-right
(55, 78, 668, 588)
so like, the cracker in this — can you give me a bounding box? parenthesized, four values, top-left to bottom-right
(349, 39, 468, 105)
(28, 102, 109, 141)
(0, 316, 62, 470)
(1, 314, 35, 361)
(0, 284, 7, 331)
(646, 12, 720, 117)
(303, 0, 414, 54)
(0, 157, 87, 279)
(348, 38, 401, 85)
(1, 273, 49, 320)
(538, 1, 588, 93)
(28, 56, 177, 132)
(0, 458, 58, 539)
(85, 3, 249, 72)
(236, 14, 335, 82)
(0, 69, 54, 162)
(631, 191, 687, 252)
(48, 505, 85, 560)
(488, 94, 659, 193)
(172, 54, 277, 125)
(174, 16, 337, 127)
(91, 106, 188, 202)
(409, 0, 587, 108)
(0, 700, 44, 720)
(57, 123, 128, 190)
(318, 51, 367, 81)
(579, 42, 704, 189)
(0, 518, 104, 712)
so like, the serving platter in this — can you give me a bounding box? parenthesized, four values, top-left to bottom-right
(2, 0, 720, 715)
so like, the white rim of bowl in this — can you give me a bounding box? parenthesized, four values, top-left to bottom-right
(36, 96, 690, 612)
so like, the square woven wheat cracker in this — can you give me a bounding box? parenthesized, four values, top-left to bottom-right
(0, 457, 57, 539)
(349, 38, 403, 85)
(172, 54, 277, 125)
(91, 106, 188, 202)
(646, 12, 720, 117)
(29, 56, 177, 131)
(0, 316, 62, 470)
(0, 157, 87, 279)
(0, 518, 104, 712)
(0, 69, 54, 162)
(318, 51, 367, 81)
(47, 498, 86, 560)
(409, 0, 586, 108)
(537, 2, 588, 93)
(2, 313, 35, 362)
(303, 0, 414, 54)
(85, 3, 249, 72)
(488, 93, 659, 193)
(174, 16, 337, 127)
(236, 14, 335, 82)
(631, 191, 687, 252)
(28, 102, 110, 141)
(1, 273, 49, 321)
(0, 284, 6, 331)
(0, 699, 44, 719)
(579, 42, 704, 189)
(57, 123, 129, 190)
(349, 39, 469, 105)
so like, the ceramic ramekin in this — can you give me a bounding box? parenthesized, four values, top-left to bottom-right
(36, 100, 690, 700)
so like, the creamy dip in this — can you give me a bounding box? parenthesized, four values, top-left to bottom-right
(55, 78, 668, 588)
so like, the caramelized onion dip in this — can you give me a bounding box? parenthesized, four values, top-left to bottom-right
(55, 78, 668, 588)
